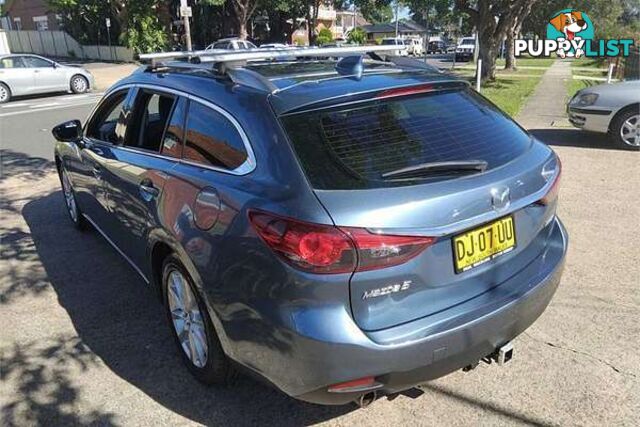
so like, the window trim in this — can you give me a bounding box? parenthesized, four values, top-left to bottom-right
(95, 83, 257, 175)
(122, 88, 177, 154)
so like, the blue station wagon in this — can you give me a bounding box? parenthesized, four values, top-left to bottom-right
(52, 46, 567, 406)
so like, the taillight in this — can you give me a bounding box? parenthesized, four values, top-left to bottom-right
(540, 157, 562, 205)
(248, 210, 435, 274)
(341, 227, 435, 272)
(377, 84, 434, 99)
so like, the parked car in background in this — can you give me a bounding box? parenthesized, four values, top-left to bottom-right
(205, 38, 257, 51)
(427, 40, 447, 54)
(567, 80, 640, 150)
(405, 38, 424, 56)
(259, 43, 289, 49)
(52, 46, 567, 407)
(455, 37, 476, 62)
(0, 54, 93, 103)
(380, 38, 409, 56)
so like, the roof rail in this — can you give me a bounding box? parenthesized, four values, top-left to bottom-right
(137, 45, 406, 66)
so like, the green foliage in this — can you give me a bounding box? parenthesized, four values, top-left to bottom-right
(316, 27, 333, 45)
(354, 0, 394, 24)
(347, 27, 367, 44)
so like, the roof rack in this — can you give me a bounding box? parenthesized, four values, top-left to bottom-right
(138, 45, 406, 67)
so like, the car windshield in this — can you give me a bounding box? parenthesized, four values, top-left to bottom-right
(281, 86, 531, 189)
(460, 38, 475, 45)
(381, 39, 399, 45)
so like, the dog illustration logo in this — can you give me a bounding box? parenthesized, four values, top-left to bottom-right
(547, 9, 594, 58)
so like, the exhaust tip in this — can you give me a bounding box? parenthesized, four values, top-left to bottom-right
(357, 391, 378, 408)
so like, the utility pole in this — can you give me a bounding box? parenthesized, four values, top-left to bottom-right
(180, 0, 193, 51)
(395, 1, 399, 38)
(105, 18, 113, 61)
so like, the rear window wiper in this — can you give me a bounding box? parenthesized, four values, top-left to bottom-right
(381, 160, 488, 180)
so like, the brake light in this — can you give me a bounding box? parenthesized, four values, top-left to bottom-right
(377, 84, 434, 99)
(540, 158, 562, 205)
(248, 210, 435, 274)
(341, 227, 435, 272)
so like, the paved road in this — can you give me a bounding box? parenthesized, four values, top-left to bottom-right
(1, 87, 638, 426)
(1, 92, 101, 160)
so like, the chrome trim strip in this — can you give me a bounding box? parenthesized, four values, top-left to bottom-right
(99, 83, 257, 176)
(82, 214, 150, 284)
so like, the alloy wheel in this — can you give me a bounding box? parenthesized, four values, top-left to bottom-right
(620, 114, 640, 147)
(0, 85, 8, 102)
(166, 269, 208, 368)
(72, 76, 87, 93)
(61, 170, 79, 223)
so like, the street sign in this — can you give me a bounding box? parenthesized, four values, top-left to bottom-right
(105, 18, 111, 28)
(179, 6, 192, 18)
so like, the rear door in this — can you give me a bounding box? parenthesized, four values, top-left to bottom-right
(0, 56, 35, 95)
(280, 85, 561, 331)
(101, 87, 184, 270)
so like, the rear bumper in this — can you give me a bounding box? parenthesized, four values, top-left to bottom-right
(227, 217, 568, 405)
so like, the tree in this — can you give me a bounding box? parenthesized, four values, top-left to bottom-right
(354, 0, 394, 24)
(230, 0, 260, 39)
(316, 27, 333, 45)
(306, 0, 321, 45)
(504, 2, 534, 70)
(347, 26, 366, 44)
(455, 0, 539, 81)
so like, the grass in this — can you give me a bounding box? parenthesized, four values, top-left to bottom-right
(481, 76, 542, 117)
(566, 75, 601, 100)
(570, 57, 606, 69)
(495, 57, 556, 67)
(448, 67, 543, 117)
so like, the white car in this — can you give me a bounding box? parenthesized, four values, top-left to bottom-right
(567, 80, 640, 150)
(380, 38, 409, 57)
(405, 38, 424, 56)
(205, 38, 257, 51)
(455, 37, 476, 61)
(0, 54, 94, 103)
(259, 43, 290, 49)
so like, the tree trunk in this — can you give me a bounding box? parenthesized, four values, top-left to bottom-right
(505, 31, 516, 70)
(478, 31, 499, 81)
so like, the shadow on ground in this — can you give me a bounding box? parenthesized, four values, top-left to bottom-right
(6, 187, 353, 426)
(529, 128, 618, 150)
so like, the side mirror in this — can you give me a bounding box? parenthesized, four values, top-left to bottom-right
(52, 120, 82, 143)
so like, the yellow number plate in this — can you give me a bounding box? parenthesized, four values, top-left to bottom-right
(453, 216, 516, 273)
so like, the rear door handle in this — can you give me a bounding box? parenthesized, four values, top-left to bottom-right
(139, 179, 159, 201)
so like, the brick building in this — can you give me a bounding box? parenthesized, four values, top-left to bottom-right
(2, 0, 60, 31)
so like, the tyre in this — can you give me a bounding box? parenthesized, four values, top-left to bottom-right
(609, 107, 640, 151)
(70, 75, 89, 94)
(59, 167, 88, 230)
(0, 82, 11, 103)
(162, 254, 232, 384)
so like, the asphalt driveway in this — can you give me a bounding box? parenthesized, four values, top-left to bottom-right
(1, 128, 638, 426)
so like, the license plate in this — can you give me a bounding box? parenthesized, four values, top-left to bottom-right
(453, 216, 516, 273)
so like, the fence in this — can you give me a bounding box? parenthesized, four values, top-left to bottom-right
(4, 30, 135, 62)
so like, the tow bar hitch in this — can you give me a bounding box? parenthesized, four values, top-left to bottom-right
(463, 342, 514, 372)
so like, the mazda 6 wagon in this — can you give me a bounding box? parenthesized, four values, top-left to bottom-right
(53, 47, 567, 406)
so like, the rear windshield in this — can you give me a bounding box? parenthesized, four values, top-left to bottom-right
(460, 38, 475, 45)
(280, 87, 531, 190)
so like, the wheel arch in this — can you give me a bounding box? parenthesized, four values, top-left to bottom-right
(608, 102, 640, 134)
(70, 73, 90, 90)
(147, 231, 236, 359)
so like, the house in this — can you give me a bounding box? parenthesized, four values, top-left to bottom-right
(290, 4, 369, 45)
(361, 20, 427, 42)
(1, 0, 60, 31)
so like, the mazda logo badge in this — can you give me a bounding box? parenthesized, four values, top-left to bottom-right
(491, 187, 511, 211)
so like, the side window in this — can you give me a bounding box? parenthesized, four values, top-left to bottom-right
(161, 97, 187, 158)
(23, 56, 52, 68)
(86, 91, 129, 144)
(125, 91, 176, 152)
(0, 57, 25, 68)
(183, 101, 248, 170)
(213, 42, 229, 49)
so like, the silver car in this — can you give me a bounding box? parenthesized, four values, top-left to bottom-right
(567, 80, 640, 150)
(0, 54, 94, 103)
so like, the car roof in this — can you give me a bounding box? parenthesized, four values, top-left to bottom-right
(121, 58, 465, 115)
